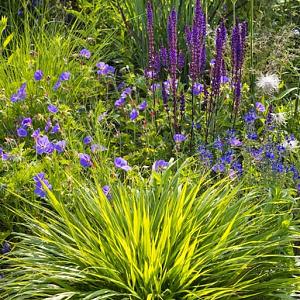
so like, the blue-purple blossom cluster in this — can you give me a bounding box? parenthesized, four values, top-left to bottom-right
(96, 62, 115, 76)
(11, 83, 26, 102)
(53, 71, 71, 91)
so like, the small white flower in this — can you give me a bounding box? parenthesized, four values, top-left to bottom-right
(282, 139, 298, 151)
(270, 112, 287, 126)
(257, 74, 280, 94)
(292, 29, 300, 36)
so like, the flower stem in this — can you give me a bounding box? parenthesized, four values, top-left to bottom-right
(250, 0, 255, 99)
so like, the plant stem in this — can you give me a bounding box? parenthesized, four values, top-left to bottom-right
(250, 0, 255, 99)
(233, 1, 236, 26)
(190, 83, 195, 152)
(294, 75, 300, 119)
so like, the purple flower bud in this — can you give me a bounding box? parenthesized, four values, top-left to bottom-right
(83, 136, 93, 145)
(48, 104, 58, 113)
(139, 100, 148, 111)
(31, 128, 41, 139)
(53, 80, 61, 91)
(130, 109, 139, 120)
(59, 71, 71, 81)
(51, 122, 60, 134)
(102, 185, 112, 200)
(1, 241, 11, 254)
(34, 70, 43, 81)
(115, 97, 126, 108)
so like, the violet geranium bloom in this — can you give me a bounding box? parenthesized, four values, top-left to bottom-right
(35, 135, 54, 155)
(11, 83, 27, 102)
(79, 48, 91, 59)
(59, 71, 71, 81)
(79, 153, 92, 168)
(114, 157, 132, 171)
(17, 127, 27, 138)
(96, 62, 115, 76)
(54, 140, 66, 153)
(255, 102, 265, 112)
(21, 117, 32, 128)
(173, 133, 186, 143)
(153, 160, 169, 172)
(192, 83, 204, 96)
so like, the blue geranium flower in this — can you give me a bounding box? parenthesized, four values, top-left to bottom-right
(114, 157, 131, 171)
(11, 83, 27, 102)
(21, 117, 32, 128)
(54, 140, 66, 153)
(79, 153, 92, 168)
(17, 127, 27, 138)
(79, 48, 91, 59)
(173, 133, 186, 143)
(35, 135, 54, 155)
(153, 160, 169, 172)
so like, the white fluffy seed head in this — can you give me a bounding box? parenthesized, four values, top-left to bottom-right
(257, 74, 280, 94)
(270, 112, 287, 126)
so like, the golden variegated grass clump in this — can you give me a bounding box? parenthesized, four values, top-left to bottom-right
(1, 163, 299, 299)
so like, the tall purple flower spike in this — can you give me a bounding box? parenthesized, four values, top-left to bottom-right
(167, 8, 178, 129)
(231, 21, 247, 112)
(211, 21, 227, 98)
(188, 0, 206, 82)
(147, 1, 156, 76)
